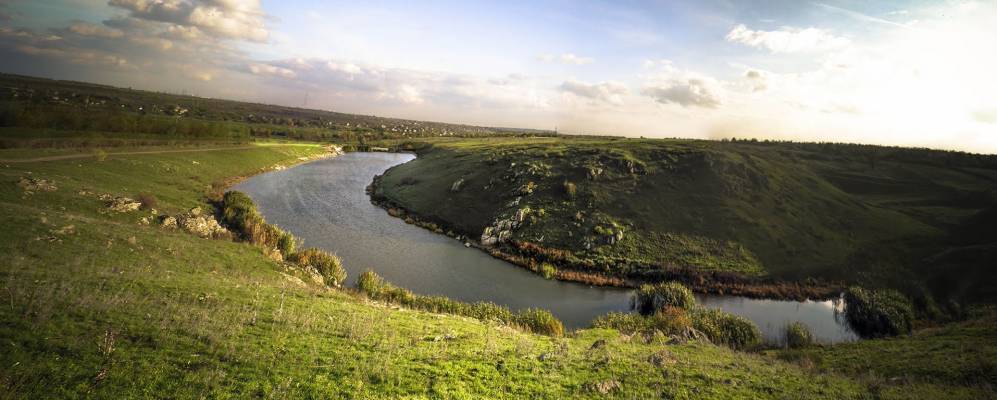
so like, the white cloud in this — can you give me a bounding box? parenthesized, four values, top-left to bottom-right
(109, 0, 269, 42)
(538, 52, 593, 65)
(68, 22, 124, 38)
(725, 24, 849, 53)
(248, 62, 295, 78)
(558, 80, 627, 105)
(743, 69, 767, 92)
(640, 60, 723, 109)
(973, 109, 997, 124)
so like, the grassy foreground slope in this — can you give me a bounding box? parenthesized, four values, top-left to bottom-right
(0, 139, 881, 399)
(372, 137, 997, 302)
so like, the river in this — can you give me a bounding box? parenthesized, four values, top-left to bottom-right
(234, 152, 858, 344)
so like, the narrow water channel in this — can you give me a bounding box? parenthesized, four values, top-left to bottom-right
(234, 152, 858, 344)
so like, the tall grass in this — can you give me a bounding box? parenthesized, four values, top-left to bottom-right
(592, 306, 692, 336)
(689, 308, 761, 350)
(784, 321, 814, 348)
(844, 286, 914, 338)
(356, 270, 563, 336)
(634, 282, 696, 314)
(287, 248, 347, 287)
(220, 191, 295, 255)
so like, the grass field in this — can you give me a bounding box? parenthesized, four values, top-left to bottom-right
(0, 133, 992, 398)
(371, 137, 997, 305)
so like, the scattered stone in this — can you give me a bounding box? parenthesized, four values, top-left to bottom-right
(188, 207, 202, 217)
(585, 379, 621, 394)
(160, 216, 178, 229)
(17, 177, 57, 193)
(51, 225, 75, 236)
(107, 197, 141, 213)
(450, 178, 465, 192)
(77, 189, 94, 196)
(177, 213, 227, 238)
(97, 193, 113, 201)
(139, 216, 151, 225)
(648, 350, 677, 367)
(192, 161, 200, 165)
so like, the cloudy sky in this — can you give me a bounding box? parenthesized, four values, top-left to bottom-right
(1, 1, 995, 152)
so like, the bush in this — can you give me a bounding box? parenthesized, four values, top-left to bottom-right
(357, 269, 384, 296)
(513, 308, 564, 337)
(135, 192, 158, 210)
(634, 282, 696, 314)
(540, 262, 557, 279)
(221, 190, 296, 254)
(690, 308, 761, 350)
(592, 306, 691, 336)
(785, 321, 814, 348)
(844, 286, 914, 338)
(289, 248, 346, 287)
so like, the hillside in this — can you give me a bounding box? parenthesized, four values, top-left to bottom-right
(0, 135, 891, 398)
(371, 137, 997, 303)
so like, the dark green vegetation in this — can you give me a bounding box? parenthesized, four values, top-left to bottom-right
(0, 73, 553, 146)
(785, 322, 815, 349)
(634, 281, 697, 313)
(843, 287, 915, 338)
(371, 137, 997, 309)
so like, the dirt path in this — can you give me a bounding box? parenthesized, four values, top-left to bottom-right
(0, 145, 294, 163)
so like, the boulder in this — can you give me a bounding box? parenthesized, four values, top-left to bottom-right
(177, 214, 228, 238)
(160, 216, 178, 228)
(107, 197, 141, 213)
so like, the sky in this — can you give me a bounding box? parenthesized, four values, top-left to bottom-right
(1, 0, 995, 153)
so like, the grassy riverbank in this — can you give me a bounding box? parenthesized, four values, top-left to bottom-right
(370, 137, 997, 307)
(3, 135, 992, 398)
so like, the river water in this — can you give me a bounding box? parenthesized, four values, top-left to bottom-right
(234, 152, 858, 344)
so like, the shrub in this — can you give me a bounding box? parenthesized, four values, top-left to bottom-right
(221, 190, 295, 253)
(592, 312, 651, 334)
(540, 262, 557, 279)
(136, 192, 158, 210)
(289, 248, 346, 287)
(591, 307, 691, 336)
(785, 321, 814, 348)
(634, 282, 696, 314)
(650, 306, 693, 335)
(843, 286, 914, 338)
(357, 269, 384, 296)
(277, 231, 296, 255)
(690, 308, 761, 350)
(513, 308, 564, 337)
(94, 148, 108, 162)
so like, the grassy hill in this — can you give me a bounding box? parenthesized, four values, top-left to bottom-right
(0, 131, 993, 398)
(371, 137, 997, 304)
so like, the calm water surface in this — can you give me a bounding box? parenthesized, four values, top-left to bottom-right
(234, 152, 858, 344)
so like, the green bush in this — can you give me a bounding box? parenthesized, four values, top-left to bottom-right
(785, 321, 814, 348)
(634, 282, 696, 314)
(221, 190, 296, 254)
(592, 307, 691, 336)
(689, 308, 761, 350)
(277, 232, 296, 255)
(513, 308, 564, 337)
(357, 269, 383, 296)
(844, 286, 914, 338)
(289, 248, 346, 287)
(540, 263, 557, 279)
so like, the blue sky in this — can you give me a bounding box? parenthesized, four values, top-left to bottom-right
(1, 0, 995, 152)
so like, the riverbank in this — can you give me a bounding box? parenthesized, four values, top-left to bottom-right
(368, 172, 843, 301)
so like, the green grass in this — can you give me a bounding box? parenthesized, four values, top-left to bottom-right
(371, 136, 997, 305)
(775, 309, 997, 397)
(0, 135, 948, 398)
(0, 133, 994, 398)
